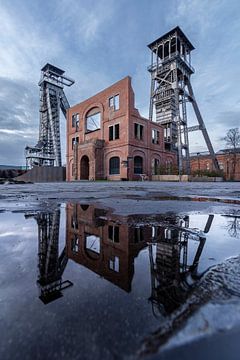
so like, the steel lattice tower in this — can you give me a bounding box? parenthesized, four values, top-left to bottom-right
(148, 26, 219, 175)
(25, 63, 74, 168)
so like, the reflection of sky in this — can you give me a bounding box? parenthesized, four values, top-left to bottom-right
(0, 209, 239, 359)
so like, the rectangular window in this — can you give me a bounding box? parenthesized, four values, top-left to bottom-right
(134, 227, 143, 243)
(108, 225, 119, 243)
(72, 113, 79, 129)
(109, 124, 120, 141)
(86, 112, 101, 132)
(72, 136, 79, 150)
(109, 94, 120, 111)
(134, 123, 143, 140)
(152, 129, 159, 144)
(71, 235, 79, 253)
(109, 256, 119, 272)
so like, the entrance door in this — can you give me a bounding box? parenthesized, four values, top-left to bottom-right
(80, 155, 89, 180)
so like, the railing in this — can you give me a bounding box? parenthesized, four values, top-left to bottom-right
(148, 52, 195, 73)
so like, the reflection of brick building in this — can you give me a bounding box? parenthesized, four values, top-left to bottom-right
(66, 77, 176, 181)
(190, 149, 240, 180)
(66, 203, 149, 292)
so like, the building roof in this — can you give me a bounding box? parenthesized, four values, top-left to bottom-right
(148, 26, 195, 51)
(41, 63, 65, 75)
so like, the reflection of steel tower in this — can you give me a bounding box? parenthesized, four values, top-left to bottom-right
(149, 215, 208, 316)
(25, 63, 74, 168)
(26, 209, 72, 304)
(148, 26, 219, 174)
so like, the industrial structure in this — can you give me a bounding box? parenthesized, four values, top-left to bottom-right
(25, 64, 74, 168)
(148, 26, 220, 174)
(66, 77, 176, 181)
(26, 210, 72, 304)
(24, 27, 219, 181)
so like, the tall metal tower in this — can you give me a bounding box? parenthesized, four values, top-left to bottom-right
(25, 63, 74, 168)
(148, 26, 220, 174)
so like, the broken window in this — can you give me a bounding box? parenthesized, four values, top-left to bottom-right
(109, 124, 120, 141)
(109, 157, 120, 175)
(86, 108, 101, 132)
(85, 234, 101, 259)
(152, 129, 159, 144)
(134, 123, 143, 140)
(108, 225, 119, 243)
(109, 94, 120, 110)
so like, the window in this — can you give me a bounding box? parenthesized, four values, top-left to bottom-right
(108, 225, 119, 243)
(71, 215, 78, 229)
(206, 162, 210, 170)
(72, 113, 79, 129)
(109, 157, 120, 175)
(109, 94, 119, 110)
(134, 123, 143, 140)
(109, 256, 119, 272)
(218, 162, 224, 170)
(166, 160, 172, 174)
(72, 136, 79, 150)
(134, 227, 143, 243)
(109, 124, 119, 141)
(152, 129, 159, 144)
(86, 108, 101, 132)
(71, 235, 79, 253)
(152, 158, 160, 175)
(134, 156, 143, 174)
(85, 234, 100, 255)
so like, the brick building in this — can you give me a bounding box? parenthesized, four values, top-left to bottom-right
(66, 76, 176, 181)
(66, 203, 149, 292)
(190, 149, 240, 180)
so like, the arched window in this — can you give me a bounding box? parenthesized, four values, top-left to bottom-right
(134, 156, 143, 174)
(85, 107, 101, 132)
(109, 157, 120, 175)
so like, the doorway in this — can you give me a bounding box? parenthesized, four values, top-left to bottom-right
(80, 155, 89, 180)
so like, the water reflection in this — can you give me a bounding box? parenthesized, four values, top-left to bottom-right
(28, 203, 220, 316)
(66, 203, 147, 292)
(25, 211, 73, 304)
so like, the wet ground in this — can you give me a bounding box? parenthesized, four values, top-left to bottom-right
(0, 181, 239, 359)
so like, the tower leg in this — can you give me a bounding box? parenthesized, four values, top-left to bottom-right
(187, 80, 220, 172)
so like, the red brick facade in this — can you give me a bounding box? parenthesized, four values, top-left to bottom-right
(190, 151, 240, 180)
(66, 203, 149, 291)
(66, 76, 176, 181)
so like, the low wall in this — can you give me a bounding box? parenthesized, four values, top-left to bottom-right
(152, 175, 190, 182)
(15, 166, 66, 183)
(191, 176, 223, 182)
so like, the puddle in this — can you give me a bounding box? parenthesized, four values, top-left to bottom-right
(0, 204, 239, 359)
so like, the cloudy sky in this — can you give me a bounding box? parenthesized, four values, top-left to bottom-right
(0, 0, 239, 165)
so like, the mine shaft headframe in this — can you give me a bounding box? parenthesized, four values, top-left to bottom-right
(39, 63, 75, 88)
(147, 26, 220, 174)
(147, 26, 195, 75)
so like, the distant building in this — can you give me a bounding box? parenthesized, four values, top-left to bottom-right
(190, 149, 240, 180)
(66, 77, 176, 181)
